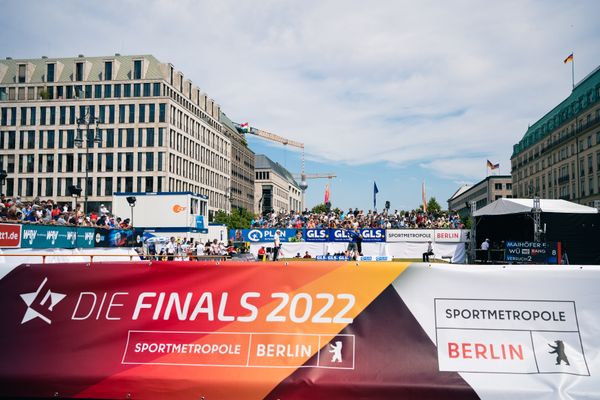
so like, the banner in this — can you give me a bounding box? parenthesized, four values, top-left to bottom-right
(0, 262, 598, 399)
(505, 241, 560, 264)
(232, 229, 299, 243)
(20, 225, 96, 249)
(387, 229, 468, 243)
(93, 228, 135, 248)
(0, 223, 21, 248)
(328, 229, 386, 243)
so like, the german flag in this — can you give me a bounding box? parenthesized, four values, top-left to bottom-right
(564, 53, 574, 64)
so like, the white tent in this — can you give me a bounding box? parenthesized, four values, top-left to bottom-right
(473, 198, 598, 217)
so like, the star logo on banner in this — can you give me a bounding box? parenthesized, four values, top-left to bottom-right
(20, 277, 66, 325)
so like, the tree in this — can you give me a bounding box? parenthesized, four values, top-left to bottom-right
(213, 208, 254, 230)
(311, 203, 328, 214)
(426, 197, 442, 214)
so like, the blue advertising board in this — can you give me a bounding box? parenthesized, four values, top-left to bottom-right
(231, 228, 387, 243)
(20, 225, 96, 249)
(505, 241, 560, 264)
(94, 228, 135, 247)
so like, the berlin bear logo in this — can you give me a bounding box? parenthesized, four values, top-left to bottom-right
(548, 340, 570, 366)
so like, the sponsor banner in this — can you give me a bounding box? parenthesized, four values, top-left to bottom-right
(387, 229, 467, 243)
(304, 229, 328, 242)
(234, 229, 298, 243)
(0, 223, 21, 248)
(315, 255, 351, 261)
(93, 228, 135, 247)
(0, 261, 409, 399)
(20, 225, 96, 248)
(505, 241, 560, 264)
(358, 256, 393, 262)
(328, 229, 385, 243)
(434, 229, 469, 243)
(387, 229, 434, 242)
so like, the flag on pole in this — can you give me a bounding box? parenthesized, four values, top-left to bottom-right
(324, 183, 330, 204)
(564, 53, 574, 64)
(422, 180, 427, 213)
(239, 122, 250, 133)
(487, 159, 500, 170)
(373, 182, 379, 209)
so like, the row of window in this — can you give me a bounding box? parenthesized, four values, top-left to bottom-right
(2, 174, 162, 199)
(515, 151, 600, 184)
(0, 151, 165, 175)
(516, 176, 600, 200)
(168, 154, 229, 193)
(0, 127, 166, 150)
(168, 128, 230, 175)
(15, 59, 144, 84)
(0, 81, 163, 102)
(0, 103, 167, 127)
(169, 105, 229, 156)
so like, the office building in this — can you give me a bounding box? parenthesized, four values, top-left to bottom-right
(254, 154, 302, 214)
(511, 65, 600, 206)
(447, 175, 513, 217)
(0, 54, 231, 217)
(220, 112, 255, 213)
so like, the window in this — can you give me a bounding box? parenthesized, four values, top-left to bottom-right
(153, 82, 161, 96)
(134, 83, 141, 97)
(123, 84, 131, 97)
(104, 61, 113, 80)
(106, 129, 114, 147)
(145, 152, 153, 171)
(104, 84, 112, 98)
(146, 128, 154, 146)
(85, 84, 92, 98)
(49, 107, 56, 125)
(99, 105, 106, 124)
(60, 106, 66, 125)
(119, 105, 126, 123)
(47, 130, 55, 148)
(143, 83, 151, 97)
(114, 84, 121, 98)
(75, 62, 84, 81)
(133, 60, 142, 79)
(108, 105, 115, 124)
(40, 107, 46, 126)
(27, 131, 35, 149)
(148, 104, 155, 122)
(47, 63, 55, 82)
(139, 104, 145, 122)
(106, 153, 113, 171)
(159, 103, 166, 122)
(125, 153, 134, 171)
(105, 177, 113, 196)
(129, 104, 135, 123)
(20, 107, 27, 126)
(18, 64, 26, 83)
(145, 176, 153, 192)
(94, 85, 102, 99)
(158, 152, 163, 171)
(46, 155, 54, 173)
(126, 128, 134, 147)
(69, 106, 75, 124)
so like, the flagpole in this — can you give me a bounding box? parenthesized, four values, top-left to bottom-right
(571, 51, 575, 89)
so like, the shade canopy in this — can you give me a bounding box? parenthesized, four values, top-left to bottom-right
(473, 198, 598, 217)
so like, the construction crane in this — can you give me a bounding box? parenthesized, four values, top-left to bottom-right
(234, 122, 309, 190)
(234, 122, 338, 197)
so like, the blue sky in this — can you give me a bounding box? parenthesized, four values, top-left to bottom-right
(2, 0, 600, 211)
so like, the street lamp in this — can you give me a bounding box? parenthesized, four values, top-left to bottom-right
(126, 196, 136, 246)
(75, 106, 102, 215)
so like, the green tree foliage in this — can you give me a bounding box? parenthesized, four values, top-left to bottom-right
(311, 203, 328, 214)
(213, 208, 255, 230)
(426, 197, 442, 214)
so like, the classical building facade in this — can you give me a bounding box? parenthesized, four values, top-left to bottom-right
(254, 154, 302, 215)
(447, 175, 513, 217)
(220, 111, 255, 213)
(511, 66, 600, 206)
(0, 54, 231, 216)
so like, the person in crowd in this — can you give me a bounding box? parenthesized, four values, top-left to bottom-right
(210, 239, 220, 255)
(423, 240, 434, 262)
(273, 230, 282, 261)
(481, 238, 491, 262)
(303, 251, 312, 259)
(294, 252, 301, 258)
(166, 237, 176, 261)
(257, 246, 266, 262)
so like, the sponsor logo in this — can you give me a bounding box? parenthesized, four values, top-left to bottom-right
(0, 223, 21, 248)
(247, 229, 263, 242)
(95, 233, 103, 243)
(435, 299, 590, 375)
(306, 229, 327, 240)
(172, 204, 186, 213)
(23, 229, 38, 245)
(20, 278, 66, 325)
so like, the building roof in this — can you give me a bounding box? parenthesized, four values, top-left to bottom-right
(512, 65, 600, 157)
(473, 198, 598, 216)
(255, 154, 300, 189)
(0, 54, 166, 84)
(448, 184, 473, 202)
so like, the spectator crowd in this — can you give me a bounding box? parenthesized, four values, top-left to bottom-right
(0, 195, 132, 229)
(251, 208, 463, 230)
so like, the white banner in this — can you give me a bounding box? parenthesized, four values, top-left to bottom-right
(386, 229, 468, 243)
(393, 264, 600, 399)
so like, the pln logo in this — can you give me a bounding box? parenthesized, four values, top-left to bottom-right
(20, 278, 66, 324)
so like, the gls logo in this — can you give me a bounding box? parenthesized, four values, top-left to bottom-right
(306, 229, 327, 239)
(362, 230, 383, 239)
(20, 278, 66, 324)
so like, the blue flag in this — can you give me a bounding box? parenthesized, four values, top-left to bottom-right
(373, 181, 379, 209)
